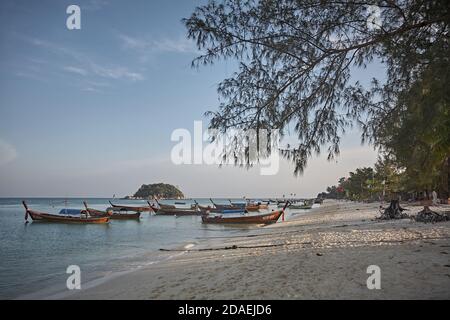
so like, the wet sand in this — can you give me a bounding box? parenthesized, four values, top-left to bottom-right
(65, 200, 450, 299)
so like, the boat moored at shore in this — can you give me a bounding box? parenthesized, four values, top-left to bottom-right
(201, 202, 289, 224)
(108, 201, 151, 212)
(22, 201, 111, 224)
(84, 202, 141, 219)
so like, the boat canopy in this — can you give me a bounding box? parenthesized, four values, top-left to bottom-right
(58, 209, 83, 215)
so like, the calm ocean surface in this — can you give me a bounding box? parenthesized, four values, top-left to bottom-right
(0, 198, 311, 299)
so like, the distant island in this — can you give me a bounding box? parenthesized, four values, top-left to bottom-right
(124, 183, 184, 199)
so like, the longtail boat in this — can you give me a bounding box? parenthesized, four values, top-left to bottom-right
(246, 201, 270, 211)
(84, 202, 141, 219)
(201, 209, 283, 224)
(210, 198, 245, 210)
(108, 201, 151, 212)
(201, 202, 289, 224)
(148, 201, 203, 216)
(153, 199, 177, 209)
(22, 201, 111, 224)
(191, 201, 245, 214)
(154, 199, 176, 209)
(289, 200, 313, 209)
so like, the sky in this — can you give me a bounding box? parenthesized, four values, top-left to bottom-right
(0, 0, 384, 198)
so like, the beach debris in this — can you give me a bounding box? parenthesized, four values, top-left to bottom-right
(413, 206, 450, 223)
(377, 200, 409, 220)
(316, 253, 323, 256)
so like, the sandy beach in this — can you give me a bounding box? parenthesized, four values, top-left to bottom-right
(65, 200, 450, 299)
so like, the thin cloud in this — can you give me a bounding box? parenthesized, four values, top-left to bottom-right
(119, 34, 148, 50)
(154, 37, 198, 53)
(118, 34, 199, 56)
(25, 36, 145, 84)
(83, 87, 101, 93)
(85, 80, 110, 87)
(90, 63, 144, 81)
(63, 66, 88, 76)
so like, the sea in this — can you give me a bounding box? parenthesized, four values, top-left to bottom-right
(0, 198, 314, 299)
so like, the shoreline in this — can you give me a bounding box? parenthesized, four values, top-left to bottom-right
(56, 200, 450, 299)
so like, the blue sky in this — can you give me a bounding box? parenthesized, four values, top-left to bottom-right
(0, 0, 384, 197)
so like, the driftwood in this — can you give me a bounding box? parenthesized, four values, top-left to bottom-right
(378, 200, 409, 220)
(413, 206, 450, 223)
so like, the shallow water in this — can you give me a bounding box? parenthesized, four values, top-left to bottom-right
(0, 198, 312, 299)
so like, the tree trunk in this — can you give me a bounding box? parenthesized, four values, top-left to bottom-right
(444, 156, 450, 202)
(415, 206, 450, 223)
(378, 199, 409, 220)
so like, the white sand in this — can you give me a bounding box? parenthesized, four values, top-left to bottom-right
(64, 200, 450, 299)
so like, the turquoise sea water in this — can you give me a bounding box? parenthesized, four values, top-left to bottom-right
(0, 198, 311, 299)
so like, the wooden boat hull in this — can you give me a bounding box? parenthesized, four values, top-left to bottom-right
(201, 210, 284, 224)
(110, 205, 150, 212)
(87, 208, 140, 219)
(159, 204, 177, 209)
(155, 209, 203, 216)
(245, 205, 260, 211)
(151, 205, 202, 216)
(27, 211, 110, 224)
(110, 212, 141, 219)
(289, 205, 312, 209)
(83, 202, 140, 220)
(109, 201, 150, 212)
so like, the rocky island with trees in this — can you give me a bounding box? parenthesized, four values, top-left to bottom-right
(125, 183, 184, 199)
